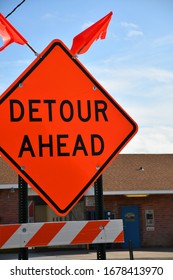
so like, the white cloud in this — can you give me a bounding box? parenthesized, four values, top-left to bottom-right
(121, 22, 139, 29)
(128, 30, 144, 37)
(153, 34, 173, 47)
(86, 61, 173, 154)
(88, 65, 173, 96)
(123, 126, 173, 154)
(145, 68, 173, 83)
(120, 21, 144, 38)
(82, 21, 93, 30)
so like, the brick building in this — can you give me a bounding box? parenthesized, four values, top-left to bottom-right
(0, 154, 173, 248)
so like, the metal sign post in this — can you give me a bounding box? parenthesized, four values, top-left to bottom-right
(94, 174, 106, 260)
(18, 175, 28, 260)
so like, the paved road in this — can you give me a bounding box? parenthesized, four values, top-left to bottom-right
(1, 248, 173, 260)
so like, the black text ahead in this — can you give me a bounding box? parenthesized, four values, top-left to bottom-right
(9, 99, 109, 158)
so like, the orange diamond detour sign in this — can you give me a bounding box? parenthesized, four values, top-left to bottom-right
(0, 40, 138, 216)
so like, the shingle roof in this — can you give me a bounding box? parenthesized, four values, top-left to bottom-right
(0, 156, 18, 184)
(1, 154, 173, 191)
(103, 154, 173, 192)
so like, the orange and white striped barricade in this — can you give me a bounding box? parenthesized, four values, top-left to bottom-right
(0, 219, 124, 249)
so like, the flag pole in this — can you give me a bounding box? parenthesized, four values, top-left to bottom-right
(26, 42, 39, 57)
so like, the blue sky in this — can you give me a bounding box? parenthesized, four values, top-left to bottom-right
(0, 0, 173, 154)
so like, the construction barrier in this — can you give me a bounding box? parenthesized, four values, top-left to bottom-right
(0, 219, 124, 249)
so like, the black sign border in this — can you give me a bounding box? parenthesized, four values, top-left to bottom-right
(0, 40, 138, 214)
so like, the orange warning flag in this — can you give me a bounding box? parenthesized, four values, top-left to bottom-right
(0, 13, 27, 51)
(70, 11, 113, 56)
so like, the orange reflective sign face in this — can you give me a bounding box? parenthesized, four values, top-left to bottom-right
(0, 40, 138, 216)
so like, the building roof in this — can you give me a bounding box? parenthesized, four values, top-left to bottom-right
(103, 154, 173, 193)
(0, 156, 18, 184)
(1, 154, 173, 193)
